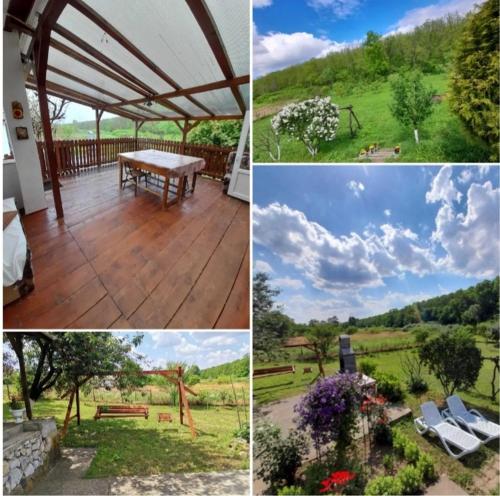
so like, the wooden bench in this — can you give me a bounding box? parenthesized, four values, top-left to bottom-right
(253, 365, 295, 378)
(303, 367, 313, 374)
(158, 413, 173, 423)
(94, 405, 149, 420)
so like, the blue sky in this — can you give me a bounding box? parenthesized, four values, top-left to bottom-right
(117, 332, 249, 370)
(253, 165, 500, 323)
(253, 0, 485, 76)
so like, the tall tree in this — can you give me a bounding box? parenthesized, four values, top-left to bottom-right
(364, 31, 389, 78)
(306, 323, 340, 377)
(28, 91, 69, 140)
(253, 272, 280, 319)
(450, 0, 499, 160)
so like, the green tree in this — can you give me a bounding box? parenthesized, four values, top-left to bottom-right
(253, 272, 280, 319)
(306, 323, 339, 377)
(450, 0, 499, 159)
(419, 330, 482, 396)
(364, 31, 389, 78)
(461, 303, 481, 327)
(189, 120, 242, 147)
(389, 70, 435, 143)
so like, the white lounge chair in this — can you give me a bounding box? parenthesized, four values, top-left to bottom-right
(414, 401, 481, 459)
(443, 395, 500, 444)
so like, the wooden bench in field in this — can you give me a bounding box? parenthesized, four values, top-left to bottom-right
(94, 405, 149, 420)
(158, 413, 173, 423)
(253, 365, 295, 378)
(303, 367, 313, 374)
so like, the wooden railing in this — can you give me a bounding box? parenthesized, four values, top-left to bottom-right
(36, 138, 234, 181)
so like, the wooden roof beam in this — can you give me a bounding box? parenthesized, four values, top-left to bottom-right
(53, 23, 157, 96)
(67, 0, 213, 117)
(104, 75, 249, 109)
(186, 0, 246, 114)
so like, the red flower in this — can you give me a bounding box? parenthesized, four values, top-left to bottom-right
(319, 470, 356, 493)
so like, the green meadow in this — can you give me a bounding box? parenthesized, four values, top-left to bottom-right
(253, 73, 491, 163)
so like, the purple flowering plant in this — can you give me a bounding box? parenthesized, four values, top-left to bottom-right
(295, 373, 363, 458)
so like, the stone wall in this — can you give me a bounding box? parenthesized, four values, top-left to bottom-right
(3, 418, 60, 494)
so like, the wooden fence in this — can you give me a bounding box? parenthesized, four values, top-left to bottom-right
(36, 138, 234, 181)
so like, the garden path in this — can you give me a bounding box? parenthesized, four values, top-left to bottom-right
(424, 474, 467, 495)
(30, 447, 249, 495)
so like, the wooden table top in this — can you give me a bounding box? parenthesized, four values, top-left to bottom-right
(118, 149, 205, 177)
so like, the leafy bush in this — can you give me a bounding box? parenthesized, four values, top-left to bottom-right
(416, 453, 437, 483)
(414, 328, 430, 343)
(365, 475, 402, 495)
(233, 422, 250, 443)
(374, 372, 404, 402)
(359, 359, 377, 377)
(254, 423, 308, 491)
(397, 465, 423, 495)
(277, 486, 303, 495)
(403, 440, 421, 464)
(392, 429, 407, 457)
(271, 97, 340, 156)
(383, 454, 394, 474)
(374, 422, 393, 446)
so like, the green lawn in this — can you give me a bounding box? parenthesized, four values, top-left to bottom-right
(3, 399, 249, 478)
(254, 332, 499, 416)
(253, 73, 492, 163)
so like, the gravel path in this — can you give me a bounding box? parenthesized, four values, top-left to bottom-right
(30, 448, 249, 495)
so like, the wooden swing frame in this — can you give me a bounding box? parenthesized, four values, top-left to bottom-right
(61, 367, 198, 439)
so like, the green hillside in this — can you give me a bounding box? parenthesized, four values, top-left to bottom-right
(253, 7, 498, 162)
(200, 355, 250, 379)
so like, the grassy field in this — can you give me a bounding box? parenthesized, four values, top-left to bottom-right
(253, 73, 492, 163)
(3, 383, 249, 478)
(254, 331, 499, 415)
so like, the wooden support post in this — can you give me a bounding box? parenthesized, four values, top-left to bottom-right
(32, 0, 69, 220)
(180, 120, 189, 155)
(178, 366, 184, 425)
(95, 108, 103, 169)
(61, 389, 75, 438)
(76, 383, 81, 425)
(179, 379, 196, 438)
(37, 85, 64, 218)
(134, 121, 145, 150)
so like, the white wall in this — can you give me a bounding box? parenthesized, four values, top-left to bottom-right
(3, 159, 24, 209)
(3, 30, 47, 214)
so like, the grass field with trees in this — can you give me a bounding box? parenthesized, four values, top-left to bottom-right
(253, 2, 499, 163)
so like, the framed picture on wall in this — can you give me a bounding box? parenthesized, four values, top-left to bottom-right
(15, 126, 28, 140)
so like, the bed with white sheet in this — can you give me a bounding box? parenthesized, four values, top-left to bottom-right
(3, 197, 34, 305)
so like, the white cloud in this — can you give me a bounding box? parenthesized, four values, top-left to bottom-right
(347, 180, 365, 197)
(307, 0, 362, 18)
(253, 202, 436, 292)
(458, 169, 473, 184)
(386, 0, 483, 36)
(281, 290, 439, 323)
(151, 332, 182, 348)
(384, 209, 391, 217)
(432, 180, 500, 278)
(272, 276, 305, 290)
(253, 23, 358, 77)
(204, 349, 244, 367)
(426, 165, 462, 205)
(254, 259, 273, 273)
(203, 335, 237, 347)
(253, 0, 272, 7)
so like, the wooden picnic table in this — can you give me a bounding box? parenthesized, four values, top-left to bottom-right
(118, 149, 206, 209)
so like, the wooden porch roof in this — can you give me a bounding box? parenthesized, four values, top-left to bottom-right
(4, 0, 250, 122)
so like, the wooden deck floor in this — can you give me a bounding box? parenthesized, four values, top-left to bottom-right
(4, 167, 249, 329)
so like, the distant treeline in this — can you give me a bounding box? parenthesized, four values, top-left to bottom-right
(254, 14, 466, 98)
(200, 355, 250, 379)
(352, 277, 499, 328)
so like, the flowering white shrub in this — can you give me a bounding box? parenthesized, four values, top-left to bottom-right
(271, 97, 340, 156)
